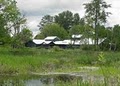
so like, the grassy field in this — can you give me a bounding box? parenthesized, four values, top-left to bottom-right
(0, 46, 120, 75)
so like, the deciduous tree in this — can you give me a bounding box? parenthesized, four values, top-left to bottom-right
(69, 25, 84, 36)
(38, 15, 54, 30)
(84, 0, 111, 50)
(12, 28, 32, 48)
(35, 23, 68, 39)
(0, 0, 26, 44)
(55, 10, 73, 32)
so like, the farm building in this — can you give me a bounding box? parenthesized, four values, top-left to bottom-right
(25, 36, 60, 48)
(25, 35, 106, 48)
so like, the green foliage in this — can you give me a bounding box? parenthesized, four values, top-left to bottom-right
(55, 10, 73, 31)
(98, 25, 108, 38)
(69, 25, 84, 36)
(98, 52, 106, 65)
(0, 23, 11, 44)
(112, 25, 120, 50)
(73, 13, 80, 25)
(0, 0, 26, 44)
(36, 23, 68, 39)
(82, 24, 94, 38)
(38, 15, 54, 30)
(106, 25, 120, 51)
(12, 28, 33, 48)
(54, 10, 85, 32)
(18, 28, 33, 43)
(1, 0, 26, 34)
(0, 0, 14, 43)
(84, 0, 111, 48)
(84, 0, 111, 25)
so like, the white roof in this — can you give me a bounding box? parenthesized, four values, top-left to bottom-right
(33, 39, 44, 44)
(54, 40, 81, 45)
(72, 34, 82, 39)
(54, 40, 70, 45)
(33, 39, 54, 45)
(42, 41, 53, 44)
(44, 36, 59, 41)
(32, 38, 105, 45)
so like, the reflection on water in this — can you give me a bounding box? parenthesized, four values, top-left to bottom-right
(0, 74, 119, 86)
(0, 75, 54, 86)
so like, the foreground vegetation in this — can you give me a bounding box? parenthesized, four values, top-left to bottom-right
(0, 46, 120, 85)
(0, 46, 120, 75)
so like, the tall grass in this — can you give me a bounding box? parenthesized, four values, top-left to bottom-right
(0, 46, 120, 75)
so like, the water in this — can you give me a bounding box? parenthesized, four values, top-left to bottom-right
(0, 74, 79, 86)
(0, 75, 54, 86)
(0, 73, 119, 86)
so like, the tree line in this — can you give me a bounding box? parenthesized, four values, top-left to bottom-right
(36, 0, 120, 51)
(1, 0, 120, 51)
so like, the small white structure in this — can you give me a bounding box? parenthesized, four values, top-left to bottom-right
(72, 34, 82, 39)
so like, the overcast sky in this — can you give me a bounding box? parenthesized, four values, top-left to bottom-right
(16, 0, 120, 36)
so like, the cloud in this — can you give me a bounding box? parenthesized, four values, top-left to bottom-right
(17, 0, 89, 17)
(105, 0, 120, 26)
(16, 0, 120, 36)
(26, 16, 41, 37)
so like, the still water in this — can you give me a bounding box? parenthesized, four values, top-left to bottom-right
(0, 75, 56, 86)
(0, 73, 118, 86)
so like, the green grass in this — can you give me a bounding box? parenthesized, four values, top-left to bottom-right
(0, 46, 120, 75)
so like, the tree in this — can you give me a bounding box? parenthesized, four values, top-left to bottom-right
(19, 28, 33, 44)
(110, 25, 120, 50)
(73, 13, 80, 25)
(55, 10, 73, 32)
(84, 0, 111, 49)
(83, 24, 94, 38)
(0, 14, 11, 43)
(0, 0, 12, 43)
(0, 0, 26, 44)
(78, 25, 95, 50)
(79, 18, 85, 26)
(69, 25, 84, 36)
(2, 0, 26, 34)
(38, 15, 54, 30)
(12, 28, 32, 48)
(97, 25, 108, 38)
(35, 23, 68, 39)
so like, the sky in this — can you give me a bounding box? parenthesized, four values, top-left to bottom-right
(16, 0, 120, 36)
